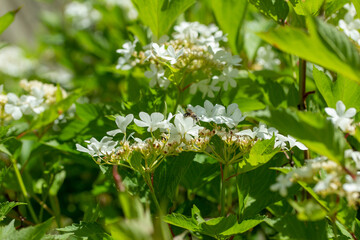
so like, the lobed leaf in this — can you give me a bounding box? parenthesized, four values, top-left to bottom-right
(132, 0, 195, 38)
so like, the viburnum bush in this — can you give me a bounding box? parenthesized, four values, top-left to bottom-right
(1, 0, 360, 239)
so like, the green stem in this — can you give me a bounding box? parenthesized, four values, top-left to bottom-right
(144, 172, 162, 214)
(220, 163, 226, 216)
(49, 195, 62, 227)
(331, 219, 338, 240)
(11, 157, 39, 223)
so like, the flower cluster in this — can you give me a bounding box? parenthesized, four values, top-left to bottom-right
(116, 21, 242, 97)
(325, 100, 357, 134)
(64, 1, 101, 30)
(2, 80, 67, 120)
(271, 151, 360, 207)
(0, 45, 35, 77)
(254, 45, 281, 70)
(338, 3, 360, 45)
(104, 0, 138, 20)
(77, 101, 307, 171)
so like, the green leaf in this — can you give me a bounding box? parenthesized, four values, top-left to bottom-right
(313, 67, 360, 110)
(210, 0, 248, 53)
(164, 205, 265, 238)
(255, 108, 348, 164)
(313, 67, 336, 107)
(154, 152, 195, 202)
(238, 156, 288, 220)
(181, 154, 219, 194)
(291, 0, 325, 16)
(265, 214, 327, 240)
(239, 136, 279, 173)
(49, 170, 66, 196)
(0, 218, 53, 240)
(0, 201, 26, 221)
(258, 17, 360, 83)
(352, 0, 360, 18)
(288, 199, 327, 221)
(57, 221, 112, 240)
(132, 0, 195, 38)
(30, 89, 83, 130)
(0, 8, 20, 35)
(248, 0, 289, 23)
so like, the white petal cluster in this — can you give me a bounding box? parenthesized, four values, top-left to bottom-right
(76, 137, 118, 157)
(65, 1, 101, 30)
(116, 39, 138, 70)
(325, 100, 357, 134)
(104, 0, 138, 20)
(0, 46, 35, 77)
(236, 123, 307, 151)
(188, 100, 245, 128)
(271, 150, 360, 206)
(2, 80, 68, 121)
(115, 21, 241, 95)
(338, 3, 360, 45)
(255, 45, 281, 70)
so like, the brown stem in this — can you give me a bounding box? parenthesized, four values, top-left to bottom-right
(112, 166, 125, 192)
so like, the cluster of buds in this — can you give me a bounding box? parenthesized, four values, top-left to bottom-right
(271, 152, 360, 207)
(116, 21, 241, 97)
(77, 101, 308, 173)
(1, 80, 68, 121)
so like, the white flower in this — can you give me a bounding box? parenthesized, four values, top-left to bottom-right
(214, 50, 241, 66)
(343, 175, 360, 192)
(223, 103, 245, 128)
(169, 114, 203, 142)
(236, 129, 257, 139)
(76, 136, 117, 157)
(202, 78, 221, 98)
(287, 135, 308, 150)
(190, 78, 220, 98)
(325, 100, 356, 133)
(338, 3, 360, 45)
(105, 0, 138, 20)
(270, 174, 293, 197)
(64, 1, 101, 29)
(107, 114, 134, 136)
(151, 43, 168, 59)
(166, 46, 184, 64)
(4, 93, 23, 120)
(274, 133, 289, 149)
(255, 46, 281, 69)
(134, 112, 165, 132)
(0, 46, 35, 77)
(145, 64, 170, 89)
(219, 67, 238, 91)
(173, 22, 201, 41)
(345, 149, 360, 170)
(314, 174, 335, 192)
(20, 95, 45, 115)
(116, 39, 138, 70)
(151, 43, 184, 64)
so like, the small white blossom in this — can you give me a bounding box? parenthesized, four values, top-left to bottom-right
(76, 137, 117, 157)
(270, 174, 293, 197)
(116, 39, 138, 70)
(107, 114, 134, 136)
(325, 100, 356, 133)
(169, 114, 203, 142)
(255, 46, 281, 69)
(64, 1, 101, 29)
(134, 112, 165, 132)
(145, 64, 170, 89)
(219, 67, 238, 91)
